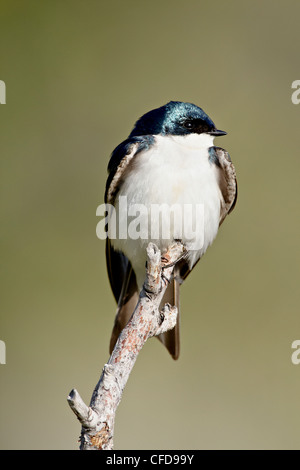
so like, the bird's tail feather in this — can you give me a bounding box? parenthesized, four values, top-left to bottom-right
(157, 269, 180, 360)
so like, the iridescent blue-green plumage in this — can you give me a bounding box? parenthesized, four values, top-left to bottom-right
(129, 101, 223, 137)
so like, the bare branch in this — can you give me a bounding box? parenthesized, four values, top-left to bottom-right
(67, 241, 184, 450)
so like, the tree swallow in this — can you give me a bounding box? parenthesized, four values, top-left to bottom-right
(105, 101, 237, 359)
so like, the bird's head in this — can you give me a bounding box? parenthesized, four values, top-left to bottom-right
(129, 101, 227, 139)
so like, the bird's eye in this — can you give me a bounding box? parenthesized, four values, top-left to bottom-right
(183, 121, 193, 129)
(182, 118, 212, 133)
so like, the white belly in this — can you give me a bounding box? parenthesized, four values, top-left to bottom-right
(110, 134, 222, 288)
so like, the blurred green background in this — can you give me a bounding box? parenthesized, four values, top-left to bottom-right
(1, 0, 300, 450)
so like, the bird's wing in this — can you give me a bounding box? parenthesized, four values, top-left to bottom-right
(105, 135, 155, 206)
(178, 146, 238, 282)
(105, 136, 158, 354)
(210, 146, 238, 226)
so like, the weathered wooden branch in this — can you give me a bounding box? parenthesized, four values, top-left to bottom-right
(68, 241, 184, 450)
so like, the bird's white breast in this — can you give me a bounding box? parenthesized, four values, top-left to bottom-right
(111, 134, 222, 288)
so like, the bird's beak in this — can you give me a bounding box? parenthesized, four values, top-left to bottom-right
(209, 129, 227, 136)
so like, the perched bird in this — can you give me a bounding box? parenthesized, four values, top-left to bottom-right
(105, 101, 237, 359)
